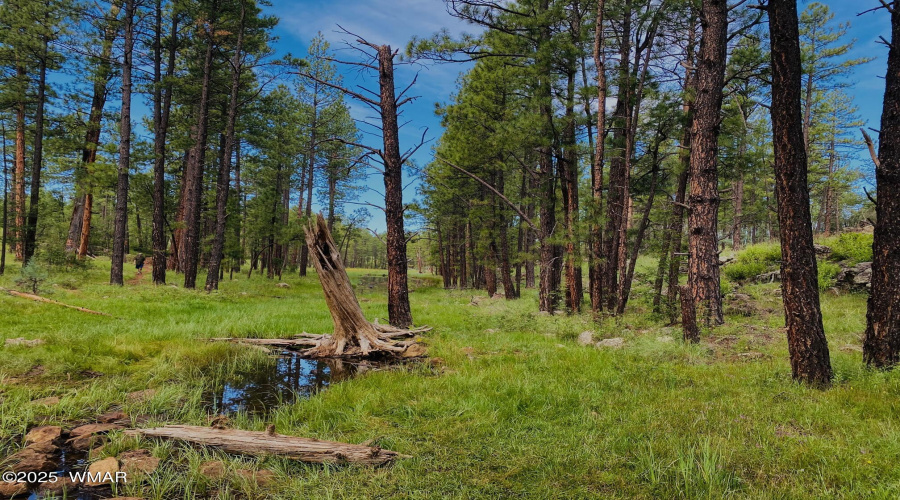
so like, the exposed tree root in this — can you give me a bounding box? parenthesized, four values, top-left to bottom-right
(211, 325, 432, 359)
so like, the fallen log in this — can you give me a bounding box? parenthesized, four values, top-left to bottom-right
(0, 287, 112, 316)
(125, 425, 406, 466)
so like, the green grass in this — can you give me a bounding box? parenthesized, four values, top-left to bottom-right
(1, 254, 899, 498)
(819, 232, 874, 265)
(722, 243, 782, 282)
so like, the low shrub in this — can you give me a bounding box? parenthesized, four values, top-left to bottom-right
(723, 243, 781, 282)
(817, 261, 841, 290)
(824, 232, 873, 265)
(723, 261, 768, 282)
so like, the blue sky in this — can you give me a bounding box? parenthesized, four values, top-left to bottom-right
(261, 0, 474, 232)
(260, 0, 890, 231)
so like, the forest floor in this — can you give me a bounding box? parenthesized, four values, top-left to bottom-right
(0, 254, 898, 499)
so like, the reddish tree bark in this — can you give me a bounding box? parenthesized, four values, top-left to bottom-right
(66, 6, 118, 258)
(23, 34, 49, 263)
(561, 65, 582, 312)
(13, 65, 25, 262)
(602, 0, 631, 313)
(768, 0, 832, 386)
(687, 0, 727, 326)
(680, 285, 699, 343)
(590, 0, 607, 314)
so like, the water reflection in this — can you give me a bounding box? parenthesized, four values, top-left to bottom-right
(207, 352, 383, 415)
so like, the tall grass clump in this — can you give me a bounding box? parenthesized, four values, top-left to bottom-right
(723, 242, 781, 282)
(817, 261, 841, 290)
(822, 232, 873, 264)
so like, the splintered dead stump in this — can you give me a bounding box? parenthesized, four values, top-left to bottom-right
(211, 215, 429, 357)
(302, 214, 428, 358)
(125, 425, 406, 466)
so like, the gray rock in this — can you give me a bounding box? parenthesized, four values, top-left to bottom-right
(755, 271, 781, 283)
(814, 244, 833, 256)
(854, 261, 873, 273)
(836, 261, 873, 291)
(576, 331, 594, 346)
(595, 338, 625, 349)
(725, 293, 756, 317)
(4, 337, 45, 347)
(853, 268, 872, 286)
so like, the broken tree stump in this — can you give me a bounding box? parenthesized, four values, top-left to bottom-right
(680, 285, 700, 343)
(301, 214, 428, 358)
(124, 425, 405, 466)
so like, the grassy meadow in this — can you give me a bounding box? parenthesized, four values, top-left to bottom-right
(0, 252, 898, 499)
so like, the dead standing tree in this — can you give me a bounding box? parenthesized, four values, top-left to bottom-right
(298, 28, 425, 329)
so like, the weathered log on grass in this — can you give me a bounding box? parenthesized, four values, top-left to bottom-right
(125, 425, 405, 465)
(1, 287, 112, 316)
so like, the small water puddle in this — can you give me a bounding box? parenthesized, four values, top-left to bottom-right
(206, 351, 393, 416)
(25, 447, 106, 500)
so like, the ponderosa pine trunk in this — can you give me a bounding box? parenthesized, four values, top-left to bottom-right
(23, 35, 49, 264)
(618, 134, 662, 314)
(680, 285, 699, 343)
(602, 0, 631, 312)
(299, 95, 319, 277)
(67, 5, 118, 258)
(497, 171, 516, 299)
(863, 0, 900, 369)
(13, 64, 25, 262)
(768, 0, 832, 386)
(524, 179, 536, 289)
(661, 12, 697, 322)
(206, 2, 246, 291)
(152, 1, 177, 285)
(686, 0, 727, 327)
(182, 33, 215, 289)
(590, 0, 607, 314)
(110, 0, 135, 285)
(562, 65, 582, 313)
(1, 121, 8, 275)
(377, 44, 413, 328)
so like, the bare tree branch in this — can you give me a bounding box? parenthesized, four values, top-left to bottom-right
(437, 156, 539, 233)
